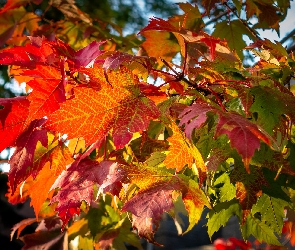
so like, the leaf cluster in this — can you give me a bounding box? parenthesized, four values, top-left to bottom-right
(1, 0, 295, 249)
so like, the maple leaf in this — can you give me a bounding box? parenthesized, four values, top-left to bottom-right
(122, 177, 182, 244)
(164, 122, 206, 176)
(141, 31, 180, 65)
(207, 200, 241, 239)
(0, 37, 103, 74)
(8, 118, 48, 194)
(29, 145, 73, 218)
(0, 0, 42, 14)
(20, 230, 67, 250)
(102, 51, 154, 71)
(6, 175, 34, 204)
(24, 64, 67, 123)
(122, 175, 209, 243)
(251, 193, 289, 235)
(47, 67, 160, 148)
(230, 165, 268, 222)
(140, 17, 225, 61)
(213, 20, 256, 59)
(241, 212, 281, 246)
(50, 160, 127, 225)
(98, 230, 120, 249)
(179, 101, 271, 173)
(74, 40, 105, 68)
(0, 96, 29, 152)
(140, 17, 179, 33)
(179, 176, 210, 233)
(10, 218, 37, 240)
(139, 83, 167, 104)
(250, 86, 295, 135)
(0, 39, 56, 67)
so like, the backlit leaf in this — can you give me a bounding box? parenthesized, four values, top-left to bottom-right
(47, 67, 160, 148)
(0, 96, 29, 151)
(179, 101, 271, 172)
(122, 177, 182, 244)
(241, 213, 281, 245)
(164, 122, 195, 172)
(207, 199, 241, 239)
(29, 145, 73, 218)
(251, 193, 289, 234)
(181, 177, 210, 233)
(11, 218, 37, 240)
(230, 165, 268, 222)
(8, 118, 48, 194)
(50, 160, 127, 225)
(24, 64, 66, 123)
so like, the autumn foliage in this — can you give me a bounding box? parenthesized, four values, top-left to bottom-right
(1, 0, 295, 249)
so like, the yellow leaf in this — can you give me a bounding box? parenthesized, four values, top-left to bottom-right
(164, 122, 203, 172)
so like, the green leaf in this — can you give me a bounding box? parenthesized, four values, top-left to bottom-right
(78, 236, 93, 250)
(251, 193, 288, 234)
(207, 199, 241, 239)
(241, 213, 281, 245)
(113, 220, 143, 250)
(250, 86, 295, 136)
(213, 20, 256, 59)
(214, 172, 236, 202)
(145, 152, 166, 168)
(86, 207, 104, 237)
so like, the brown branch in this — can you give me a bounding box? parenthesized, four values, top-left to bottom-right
(280, 28, 295, 44)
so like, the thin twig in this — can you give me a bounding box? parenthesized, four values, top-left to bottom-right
(287, 43, 295, 53)
(204, 7, 235, 27)
(280, 28, 295, 44)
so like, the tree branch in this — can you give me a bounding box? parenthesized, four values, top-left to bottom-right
(287, 43, 295, 54)
(280, 28, 295, 44)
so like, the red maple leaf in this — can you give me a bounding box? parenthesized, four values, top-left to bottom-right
(0, 0, 42, 14)
(0, 96, 30, 152)
(230, 166, 268, 221)
(102, 51, 154, 71)
(139, 17, 178, 34)
(50, 160, 127, 225)
(24, 64, 67, 123)
(0, 40, 56, 68)
(73, 40, 105, 68)
(8, 118, 48, 194)
(122, 179, 179, 244)
(179, 101, 271, 172)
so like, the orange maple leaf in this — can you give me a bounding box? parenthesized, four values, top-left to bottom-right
(25, 64, 66, 124)
(164, 122, 205, 175)
(46, 66, 160, 148)
(29, 145, 73, 218)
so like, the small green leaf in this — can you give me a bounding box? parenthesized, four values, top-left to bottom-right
(241, 213, 281, 245)
(207, 199, 241, 239)
(86, 207, 104, 237)
(214, 172, 236, 202)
